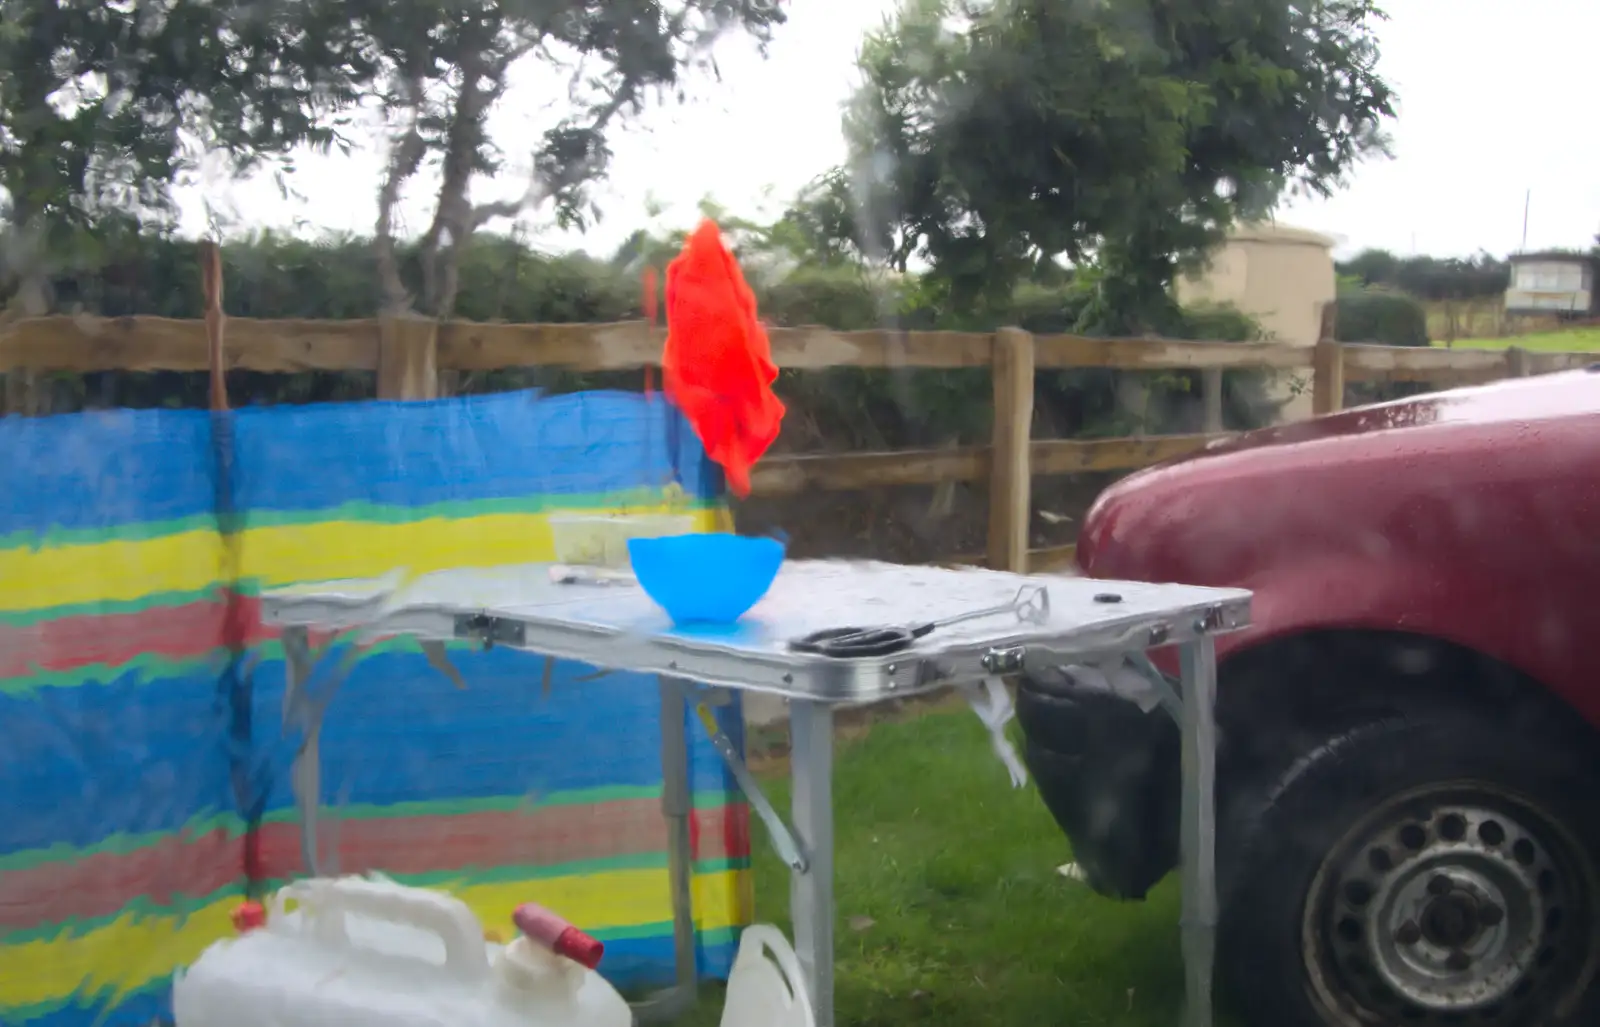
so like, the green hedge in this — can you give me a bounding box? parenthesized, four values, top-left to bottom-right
(1335, 288, 1429, 347)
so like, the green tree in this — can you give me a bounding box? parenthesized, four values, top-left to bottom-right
(354, 0, 787, 319)
(1338, 249, 1510, 300)
(0, 0, 361, 311)
(841, 0, 1396, 333)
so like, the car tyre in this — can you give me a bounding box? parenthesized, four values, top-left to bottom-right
(1219, 713, 1600, 1027)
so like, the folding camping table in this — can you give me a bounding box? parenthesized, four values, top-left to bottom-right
(260, 560, 1251, 1027)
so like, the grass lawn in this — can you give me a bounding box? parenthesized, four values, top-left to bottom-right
(1435, 327, 1600, 352)
(678, 707, 1239, 1027)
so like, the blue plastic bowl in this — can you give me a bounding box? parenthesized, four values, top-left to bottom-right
(628, 533, 786, 624)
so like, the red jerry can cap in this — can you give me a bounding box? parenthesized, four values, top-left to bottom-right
(231, 901, 266, 933)
(513, 902, 604, 971)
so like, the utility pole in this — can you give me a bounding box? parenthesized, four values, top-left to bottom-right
(1520, 189, 1531, 253)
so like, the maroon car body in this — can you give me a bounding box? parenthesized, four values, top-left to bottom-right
(1016, 369, 1600, 1027)
(1083, 368, 1600, 723)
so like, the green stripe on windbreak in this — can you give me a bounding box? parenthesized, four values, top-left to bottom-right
(0, 492, 712, 552)
(255, 787, 741, 824)
(252, 852, 747, 894)
(6, 790, 747, 871)
(239, 493, 712, 530)
(0, 634, 437, 697)
(599, 922, 741, 946)
(0, 513, 218, 552)
(0, 815, 250, 873)
(256, 787, 662, 824)
(0, 587, 220, 628)
(1, 651, 222, 698)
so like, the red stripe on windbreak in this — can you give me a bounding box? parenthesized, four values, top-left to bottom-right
(721, 804, 752, 866)
(0, 828, 244, 929)
(2, 804, 750, 929)
(253, 803, 749, 880)
(0, 595, 280, 679)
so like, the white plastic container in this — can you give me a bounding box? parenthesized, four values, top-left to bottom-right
(719, 925, 815, 1027)
(172, 875, 631, 1027)
(548, 513, 695, 568)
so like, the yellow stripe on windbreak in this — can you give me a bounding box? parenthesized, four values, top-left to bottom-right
(0, 506, 718, 614)
(0, 867, 748, 1010)
(0, 529, 225, 611)
(1, 895, 238, 1013)
(452, 865, 752, 947)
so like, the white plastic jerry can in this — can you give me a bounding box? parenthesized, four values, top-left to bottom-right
(172, 874, 631, 1027)
(719, 925, 816, 1027)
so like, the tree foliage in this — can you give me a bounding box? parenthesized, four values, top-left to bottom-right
(0, 0, 1288, 434)
(0, 0, 786, 325)
(839, 0, 1396, 332)
(353, 0, 786, 317)
(0, 0, 362, 309)
(1338, 249, 1510, 301)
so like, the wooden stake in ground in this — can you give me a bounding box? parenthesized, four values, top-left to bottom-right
(201, 241, 228, 412)
(200, 240, 259, 889)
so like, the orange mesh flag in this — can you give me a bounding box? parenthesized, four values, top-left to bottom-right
(662, 219, 786, 497)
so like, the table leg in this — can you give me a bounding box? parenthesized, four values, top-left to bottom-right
(632, 675, 699, 1023)
(788, 699, 835, 1027)
(1177, 636, 1219, 1027)
(281, 625, 322, 876)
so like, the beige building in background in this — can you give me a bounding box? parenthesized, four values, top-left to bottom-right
(1177, 221, 1337, 421)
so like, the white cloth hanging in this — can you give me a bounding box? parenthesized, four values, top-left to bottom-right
(963, 677, 1028, 788)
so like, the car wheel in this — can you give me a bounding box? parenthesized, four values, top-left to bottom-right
(1219, 714, 1600, 1027)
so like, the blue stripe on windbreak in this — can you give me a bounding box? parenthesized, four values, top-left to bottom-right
(2, 645, 744, 857)
(0, 408, 216, 538)
(0, 666, 234, 857)
(249, 645, 744, 815)
(230, 389, 715, 515)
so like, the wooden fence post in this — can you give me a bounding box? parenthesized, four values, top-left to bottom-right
(377, 315, 439, 400)
(1201, 369, 1224, 433)
(1310, 301, 1343, 416)
(987, 327, 1035, 573)
(199, 241, 229, 412)
(1, 367, 38, 416)
(1311, 340, 1344, 416)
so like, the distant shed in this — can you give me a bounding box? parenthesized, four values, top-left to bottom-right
(1176, 221, 1337, 346)
(1504, 251, 1596, 317)
(1176, 221, 1336, 421)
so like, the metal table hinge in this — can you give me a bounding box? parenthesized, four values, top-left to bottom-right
(454, 613, 526, 649)
(981, 646, 1026, 674)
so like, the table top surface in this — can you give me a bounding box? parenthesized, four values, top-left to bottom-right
(262, 559, 1251, 701)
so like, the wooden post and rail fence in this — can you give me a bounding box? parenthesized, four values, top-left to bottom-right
(2, 310, 1592, 572)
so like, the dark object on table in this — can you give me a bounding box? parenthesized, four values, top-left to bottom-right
(788, 585, 1050, 658)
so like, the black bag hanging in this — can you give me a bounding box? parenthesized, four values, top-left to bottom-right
(1015, 667, 1182, 901)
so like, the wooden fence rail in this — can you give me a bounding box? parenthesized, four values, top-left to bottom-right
(2, 313, 1593, 571)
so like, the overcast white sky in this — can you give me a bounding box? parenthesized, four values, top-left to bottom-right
(176, 0, 1600, 261)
